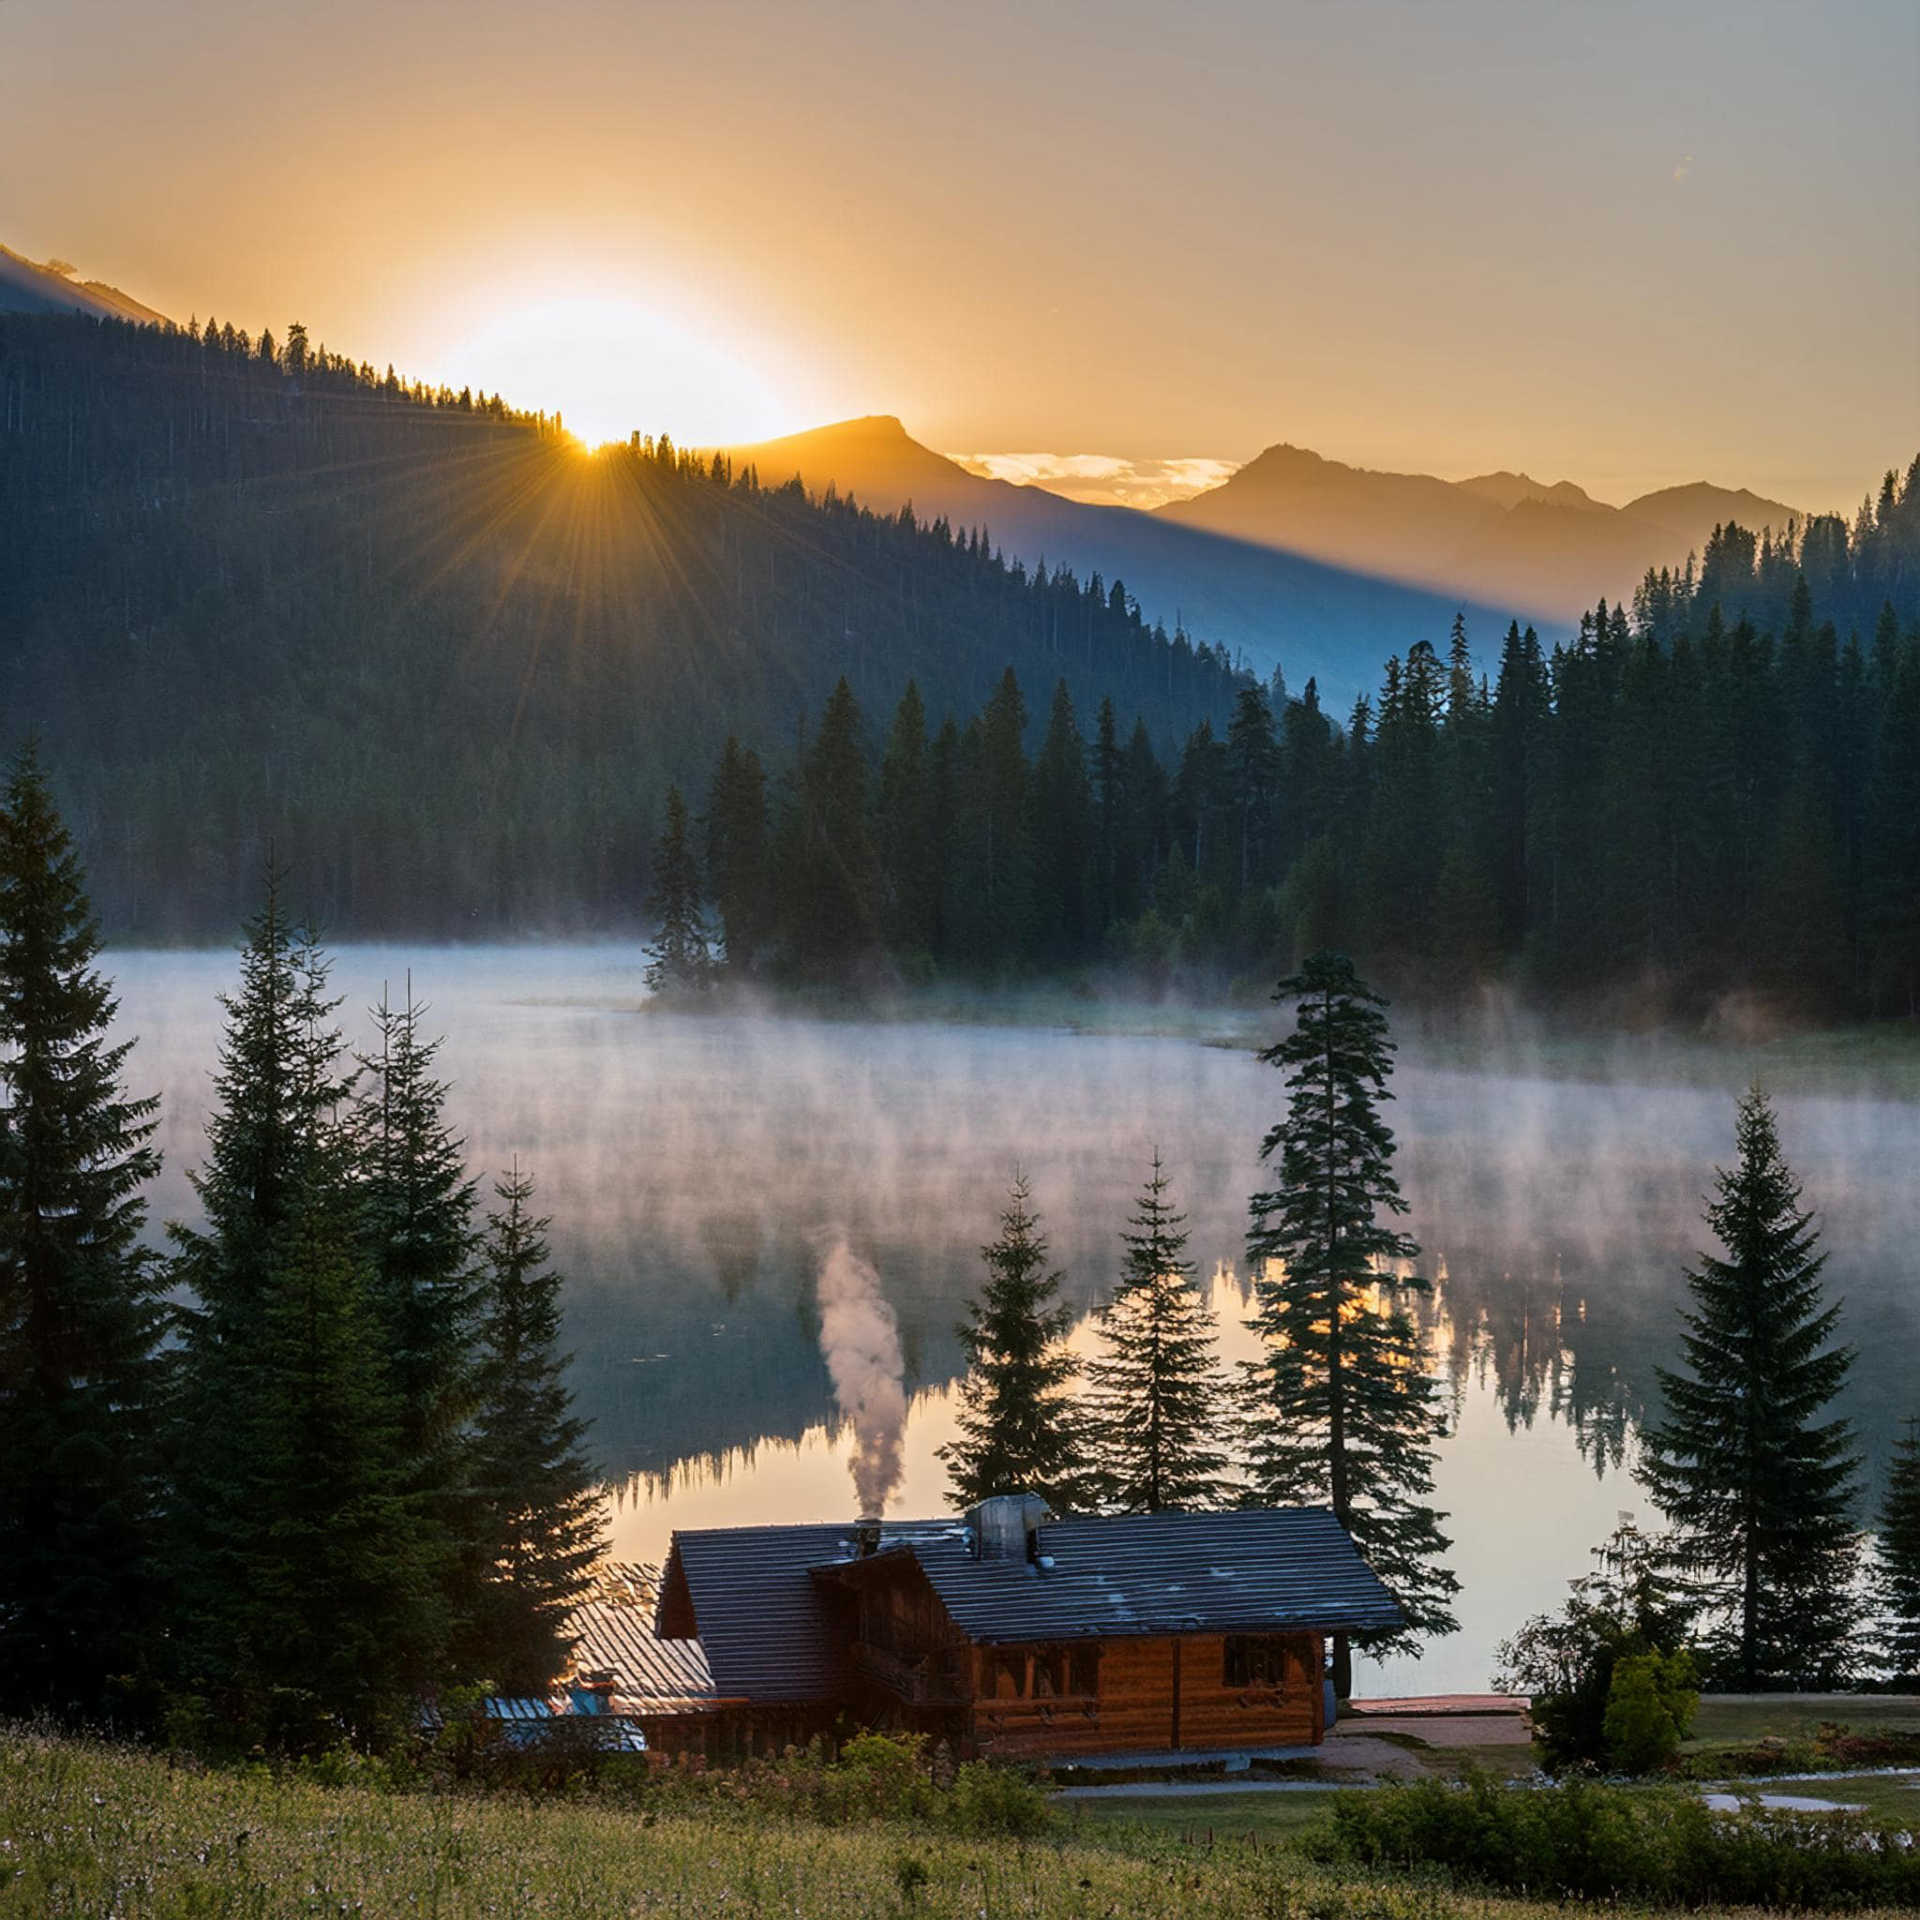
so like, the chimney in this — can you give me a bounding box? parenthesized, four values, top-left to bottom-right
(969, 1492, 1052, 1562)
(853, 1515, 883, 1558)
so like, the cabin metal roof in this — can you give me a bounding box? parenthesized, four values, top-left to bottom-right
(566, 1562, 723, 1709)
(847, 1509, 1406, 1643)
(660, 1509, 1402, 1702)
(660, 1522, 916, 1702)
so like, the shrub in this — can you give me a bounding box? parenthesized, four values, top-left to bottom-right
(1309, 1771, 1920, 1909)
(945, 1758, 1052, 1836)
(1493, 1517, 1697, 1773)
(819, 1732, 937, 1824)
(1600, 1648, 1697, 1773)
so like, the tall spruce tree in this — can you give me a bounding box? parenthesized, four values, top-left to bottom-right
(220, 1168, 440, 1747)
(459, 1165, 603, 1694)
(171, 894, 440, 1747)
(793, 678, 879, 973)
(940, 1171, 1082, 1511)
(1244, 951, 1457, 1695)
(1639, 1086, 1861, 1687)
(1881, 1418, 1920, 1684)
(876, 681, 937, 955)
(354, 982, 480, 1640)
(1028, 680, 1093, 961)
(1085, 1152, 1233, 1513)
(644, 785, 712, 993)
(0, 748, 165, 1722)
(705, 737, 771, 972)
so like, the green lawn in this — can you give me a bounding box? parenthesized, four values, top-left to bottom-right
(1688, 1696, 1920, 1747)
(1706, 1775, 1920, 1824)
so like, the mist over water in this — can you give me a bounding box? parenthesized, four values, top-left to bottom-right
(108, 943, 1920, 1695)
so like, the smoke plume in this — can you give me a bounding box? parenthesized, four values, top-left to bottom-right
(816, 1238, 908, 1517)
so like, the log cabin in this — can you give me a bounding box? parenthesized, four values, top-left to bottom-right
(651, 1494, 1404, 1760)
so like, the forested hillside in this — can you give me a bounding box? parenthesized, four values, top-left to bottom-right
(5, 313, 1916, 1016)
(681, 495, 1920, 1020)
(719, 413, 1509, 694)
(0, 314, 1246, 937)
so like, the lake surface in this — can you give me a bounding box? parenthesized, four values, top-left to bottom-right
(107, 944, 1920, 1696)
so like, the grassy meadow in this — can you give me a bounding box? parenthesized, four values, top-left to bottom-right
(8, 1728, 1920, 1920)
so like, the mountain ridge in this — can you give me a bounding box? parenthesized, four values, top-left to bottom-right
(1159, 439, 1802, 616)
(0, 244, 168, 325)
(721, 415, 1510, 697)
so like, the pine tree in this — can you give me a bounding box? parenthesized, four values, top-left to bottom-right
(705, 737, 770, 972)
(794, 678, 879, 973)
(644, 785, 711, 993)
(354, 982, 480, 1642)
(1639, 1086, 1861, 1687)
(171, 893, 440, 1747)
(219, 1171, 440, 1748)
(170, 879, 345, 1328)
(1085, 1152, 1233, 1513)
(0, 747, 165, 1722)
(877, 682, 937, 955)
(940, 1171, 1082, 1511)
(1028, 680, 1093, 960)
(1244, 951, 1457, 1695)
(1092, 697, 1125, 932)
(459, 1165, 604, 1694)
(1881, 1418, 1920, 1684)
(1226, 684, 1279, 891)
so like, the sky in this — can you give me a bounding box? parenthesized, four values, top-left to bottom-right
(3, 0, 1915, 506)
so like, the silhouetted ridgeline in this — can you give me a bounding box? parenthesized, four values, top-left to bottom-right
(0, 313, 1247, 938)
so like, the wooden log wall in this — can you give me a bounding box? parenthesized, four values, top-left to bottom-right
(970, 1631, 1323, 1759)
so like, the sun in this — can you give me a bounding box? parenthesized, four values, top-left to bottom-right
(451, 294, 791, 451)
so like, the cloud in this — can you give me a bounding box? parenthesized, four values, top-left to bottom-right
(948, 450, 1238, 510)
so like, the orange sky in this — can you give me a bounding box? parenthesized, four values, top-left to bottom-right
(5, 0, 1915, 507)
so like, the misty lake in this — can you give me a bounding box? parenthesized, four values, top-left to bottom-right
(108, 944, 1920, 1697)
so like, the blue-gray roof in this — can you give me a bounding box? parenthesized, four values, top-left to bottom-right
(662, 1522, 879, 1702)
(866, 1509, 1405, 1643)
(662, 1509, 1402, 1703)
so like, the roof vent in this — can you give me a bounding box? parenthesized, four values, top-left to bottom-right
(969, 1492, 1052, 1561)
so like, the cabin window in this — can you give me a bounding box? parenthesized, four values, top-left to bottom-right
(1069, 1645, 1101, 1696)
(1223, 1635, 1292, 1688)
(1031, 1644, 1099, 1698)
(992, 1652, 1027, 1699)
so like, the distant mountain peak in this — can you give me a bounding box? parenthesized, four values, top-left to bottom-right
(0, 243, 168, 325)
(1456, 470, 1603, 513)
(1161, 436, 1806, 618)
(806, 412, 910, 439)
(1623, 480, 1799, 531)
